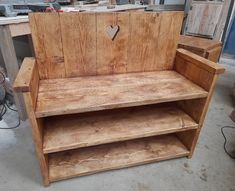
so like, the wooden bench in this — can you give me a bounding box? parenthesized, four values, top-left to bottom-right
(14, 12, 224, 186)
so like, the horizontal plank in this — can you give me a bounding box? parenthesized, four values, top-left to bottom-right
(43, 105, 198, 153)
(9, 23, 31, 37)
(48, 134, 189, 182)
(176, 49, 225, 74)
(36, 71, 208, 117)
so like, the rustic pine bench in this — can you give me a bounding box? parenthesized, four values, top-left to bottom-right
(14, 12, 224, 186)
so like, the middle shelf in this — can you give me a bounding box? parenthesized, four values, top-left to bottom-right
(43, 104, 198, 154)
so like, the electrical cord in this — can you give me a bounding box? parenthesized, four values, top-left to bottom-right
(221, 126, 235, 159)
(0, 70, 21, 130)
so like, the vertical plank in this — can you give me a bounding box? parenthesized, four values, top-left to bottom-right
(157, 12, 183, 70)
(113, 12, 129, 74)
(0, 25, 27, 120)
(166, 12, 184, 68)
(31, 13, 66, 79)
(143, 13, 161, 71)
(206, 46, 222, 62)
(60, 13, 96, 77)
(23, 93, 49, 186)
(186, 2, 223, 37)
(127, 12, 183, 72)
(174, 51, 220, 158)
(127, 12, 146, 72)
(96, 12, 129, 75)
(29, 13, 49, 79)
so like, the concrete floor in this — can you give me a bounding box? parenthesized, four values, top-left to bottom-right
(0, 62, 235, 191)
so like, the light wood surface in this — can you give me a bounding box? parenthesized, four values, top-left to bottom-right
(48, 134, 189, 182)
(29, 12, 184, 79)
(9, 22, 31, 37)
(174, 48, 225, 158)
(179, 35, 222, 52)
(176, 49, 225, 74)
(13, 12, 225, 185)
(206, 46, 222, 62)
(0, 16, 28, 25)
(23, 93, 49, 186)
(186, 1, 223, 37)
(178, 35, 222, 62)
(36, 71, 208, 118)
(13, 57, 36, 92)
(43, 105, 198, 153)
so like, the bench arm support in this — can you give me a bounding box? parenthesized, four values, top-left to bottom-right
(13, 57, 39, 93)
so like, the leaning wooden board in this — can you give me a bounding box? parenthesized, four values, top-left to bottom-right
(13, 12, 225, 186)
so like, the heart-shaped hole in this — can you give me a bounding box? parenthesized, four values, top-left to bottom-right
(106, 25, 119, 40)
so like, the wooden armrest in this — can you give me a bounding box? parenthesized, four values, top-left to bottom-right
(13, 57, 39, 93)
(176, 48, 225, 74)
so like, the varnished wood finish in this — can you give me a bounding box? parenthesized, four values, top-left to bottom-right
(43, 105, 198, 153)
(176, 49, 225, 75)
(13, 12, 225, 185)
(23, 93, 49, 186)
(48, 134, 189, 182)
(174, 49, 223, 157)
(36, 71, 208, 118)
(29, 13, 66, 79)
(13, 57, 37, 93)
(60, 13, 97, 77)
(206, 46, 222, 62)
(29, 12, 184, 79)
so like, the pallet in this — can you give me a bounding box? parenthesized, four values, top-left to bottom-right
(13, 12, 225, 186)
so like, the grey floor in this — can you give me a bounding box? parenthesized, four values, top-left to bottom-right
(0, 61, 235, 191)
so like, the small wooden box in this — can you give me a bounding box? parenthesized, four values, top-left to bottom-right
(178, 35, 222, 62)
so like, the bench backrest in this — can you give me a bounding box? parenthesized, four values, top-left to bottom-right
(29, 11, 183, 79)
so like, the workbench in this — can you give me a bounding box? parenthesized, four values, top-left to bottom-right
(0, 16, 31, 120)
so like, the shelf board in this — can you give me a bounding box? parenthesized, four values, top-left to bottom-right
(36, 71, 208, 118)
(43, 105, 198, 153)
(48, 134, 190, 182)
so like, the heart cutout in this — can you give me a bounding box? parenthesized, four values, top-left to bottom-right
(106, 25, 119, 40)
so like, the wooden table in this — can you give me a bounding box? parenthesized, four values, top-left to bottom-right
(0, 16, 31, 120)
(178, 35, 222, 62)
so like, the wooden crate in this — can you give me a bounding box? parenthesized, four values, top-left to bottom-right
(178, 35, 222, 62)
(13, 12, 224, 186)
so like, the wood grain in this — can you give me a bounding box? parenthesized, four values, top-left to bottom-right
(206, 46, 222, 62)
(97, 12, 129, 74)
(29, 13, 66, 79)
(60, 13, 96, 77)
(186, 2, 223, 37)
(174, 48, 224, 158)
(29, 12, 184, 79)
(176, 49, 225, 75)
(35, 71, 208, 117)
(179, 35, 222, 53)
(13, 57, 36, 93)
(48, 134, 189, 182)
(43, 105, 198, 153)
(23, 93, 49, 186)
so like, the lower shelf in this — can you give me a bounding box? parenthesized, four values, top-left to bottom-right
(48, 134, 190, 182)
